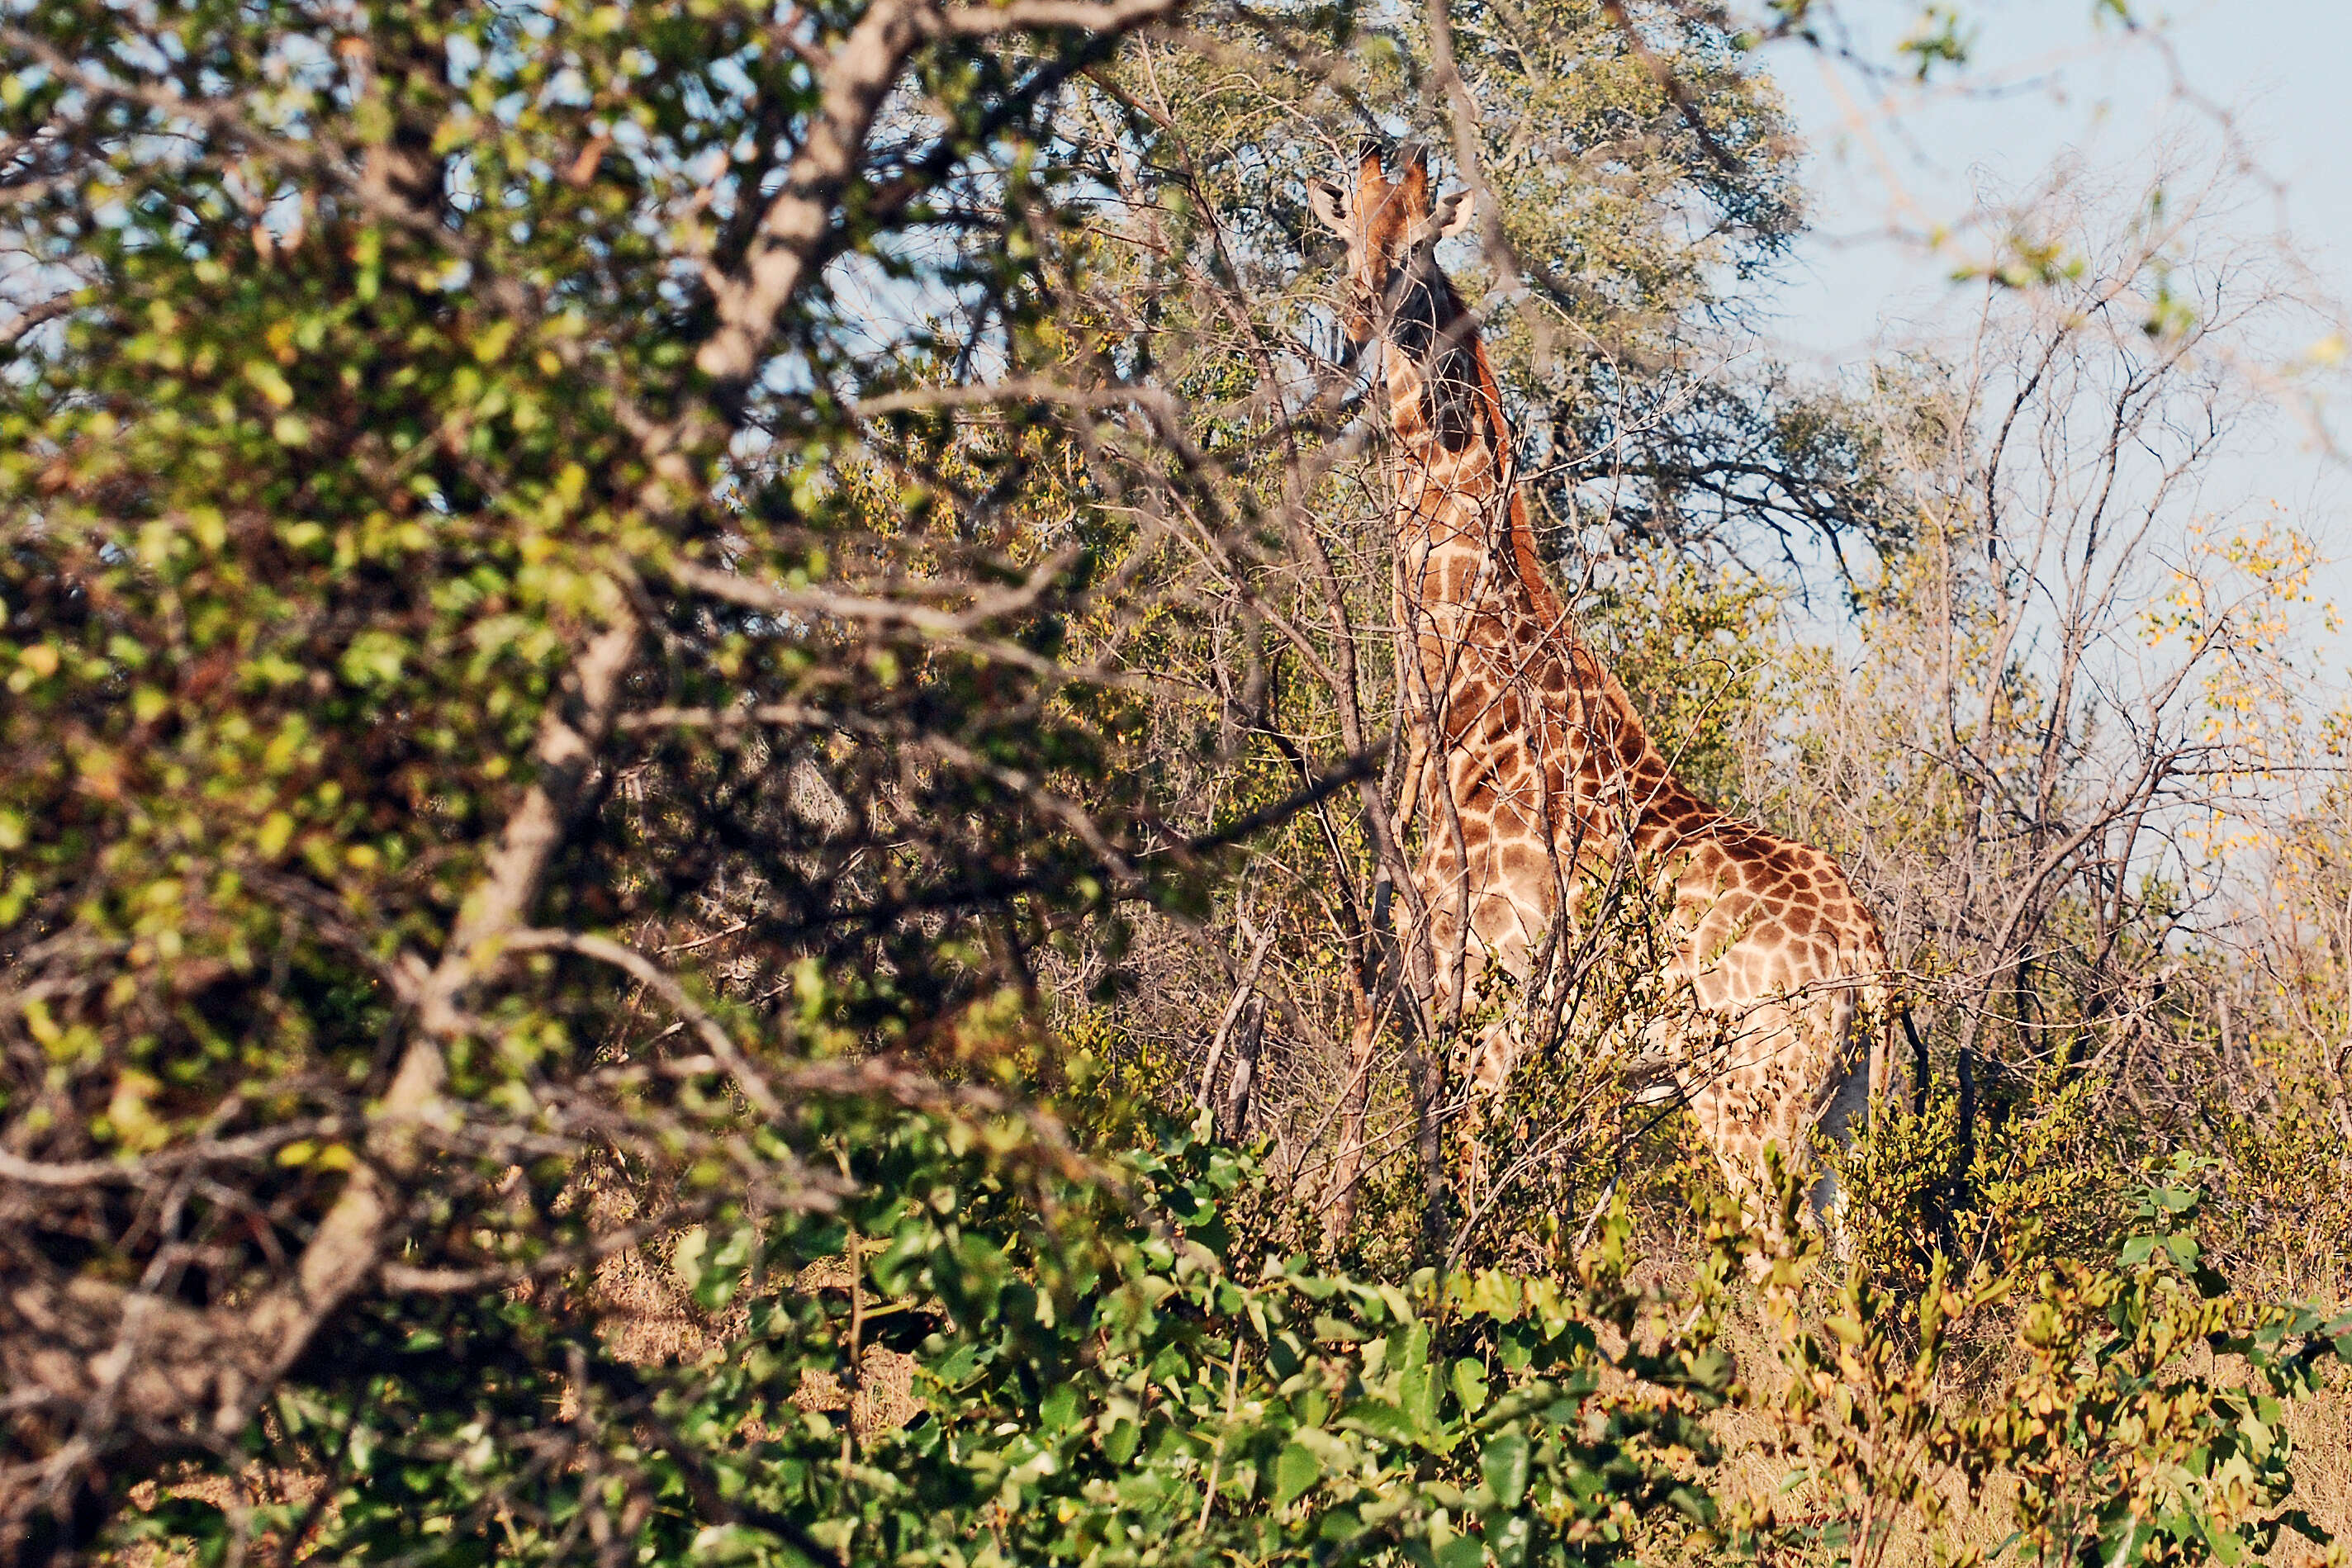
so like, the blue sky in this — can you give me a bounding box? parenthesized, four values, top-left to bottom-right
(1762, 0, 2352, 364)
(1746, 0, 2352, 675)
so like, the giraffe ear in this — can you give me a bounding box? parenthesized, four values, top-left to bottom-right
(1434, 188, 1476, 241)
(1306, 179, 1351, 239)
(1351, 145, 1392, 229)
(1407, 189, 1474, 250)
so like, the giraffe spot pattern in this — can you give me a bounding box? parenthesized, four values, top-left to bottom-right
(1352, 159, 1893, 1230)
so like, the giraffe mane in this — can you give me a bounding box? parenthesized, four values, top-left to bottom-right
(1461, 329, 1564, 632)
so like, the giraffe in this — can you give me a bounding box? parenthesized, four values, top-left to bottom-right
(1306, 146, 1904, 1236)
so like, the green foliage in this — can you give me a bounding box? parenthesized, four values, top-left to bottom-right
(1961, 1157, 2345, 1568)
(107, 1121, 2352, 1568)
(1897, 5, 1977, 81)
(111, 1118, 1740, 1568)
(1828, 1067, 2138, 1309)
(0, 0, 1236, 1546)
(1586, 543, 1785, 813)
(1736, 1157, 2351, 1568)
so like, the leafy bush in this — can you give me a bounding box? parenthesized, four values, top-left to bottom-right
(111, 1116, 1738, 1568)
(1741, 1153, 2352, 1568)
(107, 1124, 2352, 1568)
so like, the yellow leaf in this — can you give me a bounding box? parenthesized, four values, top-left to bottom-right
(108, 1070, 167, 1153)
(472, 319, 518, 364)
(243, 360, 296, 408)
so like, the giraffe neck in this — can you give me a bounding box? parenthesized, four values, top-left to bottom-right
(1379, 305, 1717, 860)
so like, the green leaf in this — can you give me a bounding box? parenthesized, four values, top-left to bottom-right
(242, 359, 295, 407)
(672, 1226, 710, 1291)
(1481, 1428, 1530, 1511)
(1400, 1362, 1442, 1437)
(1452, 1357, 1490, 1416)
(1041, 1384, 1079, 1431)
(1273, 1442, 1321, 1508)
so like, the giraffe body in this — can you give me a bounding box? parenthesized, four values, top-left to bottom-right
(1310, 149, 1899, 1229)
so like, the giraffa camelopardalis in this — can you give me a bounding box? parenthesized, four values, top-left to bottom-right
(1307, 147, 1903, 1231)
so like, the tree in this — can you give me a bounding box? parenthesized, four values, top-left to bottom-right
(1744, 157, 2339, 1270)
(0, 0, 1235, 1550)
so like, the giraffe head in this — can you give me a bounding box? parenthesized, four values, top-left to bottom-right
(1307, 144, 1476, 351)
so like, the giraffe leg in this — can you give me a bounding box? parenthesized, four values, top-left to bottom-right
(1683, 999, 1826, 1258)
(1804, 988, 1869, 1257)
(1413, 872, 1493, 1214)
(1626, 1011, 1686, 1107)
(1455, 1011, 1525, 1211)
(1450, 997, 1515, 1215)
(1452, 891, 1549, 1215)
(1698, 991, 1871, 1262)
(1416, 821, 1548, 1232)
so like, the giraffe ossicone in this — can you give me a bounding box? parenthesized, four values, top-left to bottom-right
(1309, 144, 1906, 1240)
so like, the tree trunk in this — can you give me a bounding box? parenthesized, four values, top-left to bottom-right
(1212, 997, 1264, 1144)
(1320, 996, 1381, 1250)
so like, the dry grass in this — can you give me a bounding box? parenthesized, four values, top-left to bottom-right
(2285, 1386, 2352, 1541)
(1672, 1291, 2352, 1568)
